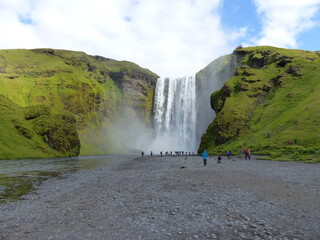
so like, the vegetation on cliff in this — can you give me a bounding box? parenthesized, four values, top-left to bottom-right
(195, 54, 237, 142)
(0, 49, 158, 159)
(199, 46, 320, 162)
(0, 94, 80, 159)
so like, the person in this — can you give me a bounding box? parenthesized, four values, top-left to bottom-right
(141, 151, 144, 157)
(217, 155, 222, 163)
(240, 147, 245, 159)
(245, 150, 249, 160)
(226, 151, 231, 159)
(160, 151, 163, 157)
(150, 151, 153, 156)
(247, 149, 251, 159)
(202, 150, 208, 166)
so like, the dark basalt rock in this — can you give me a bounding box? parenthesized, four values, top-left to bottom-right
(31, 49, 56, 56)
(286, 65, 302, 76)
(32, 114, 80, 156)
(13, 121, 33, 139)
(211, 85, 232, 113)
(277, 58, 292, 67)
(25, 106, 50, 120)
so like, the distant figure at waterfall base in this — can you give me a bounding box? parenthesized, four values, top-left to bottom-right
(217, 155, 222, 163)
(202, 150, 208, 166)
(226, 151, 231, 159)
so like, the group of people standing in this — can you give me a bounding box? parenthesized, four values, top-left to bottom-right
(240, 147, 251, 160)
(142, 148, 252, 167)
(201, 150, 222, 166)
(201, 147, 252, 166)
(141, 150, 195, 157)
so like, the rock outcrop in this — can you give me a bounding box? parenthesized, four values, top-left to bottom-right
(198, 46, 320, 162)
(0, 49, 158, 159)
(195, 54, 237, 145)
(0, 95, 80, 158)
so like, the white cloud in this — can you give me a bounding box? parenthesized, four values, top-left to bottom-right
(0, 0, 246, 77)
(252, 0, 320, 48)
(0, 0, 41, 48)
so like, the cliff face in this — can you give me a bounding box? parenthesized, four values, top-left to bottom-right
(0, 94, 80, 159)
(195, 54, 237, 146)
(199, 46, 320, 162)
(0, 49, 158, 159)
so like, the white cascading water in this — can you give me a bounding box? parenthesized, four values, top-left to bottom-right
(153, 76, 197, 152)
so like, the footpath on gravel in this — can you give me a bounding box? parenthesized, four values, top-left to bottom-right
(0, 155, 319, 240)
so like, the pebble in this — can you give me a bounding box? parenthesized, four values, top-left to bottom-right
(242, 225, 248, 230)
(0, 156, 319, 239)
(241, 214, 251, 221)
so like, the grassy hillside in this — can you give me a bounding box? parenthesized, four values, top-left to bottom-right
(0, 94, 80, 159)
(195, 54, 237, 142)
(0, 49, 158, 159)
(199, 46, 320, 162)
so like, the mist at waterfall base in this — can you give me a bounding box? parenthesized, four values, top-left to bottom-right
(106, 77, 197, 155)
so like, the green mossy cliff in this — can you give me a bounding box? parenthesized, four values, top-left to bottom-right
(0, 95, 80, 158)
(199, 46, 320, 162)
(195, 54, 237, 142)
(0, 49, 158, 159)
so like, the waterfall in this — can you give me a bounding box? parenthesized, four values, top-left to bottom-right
(153, 76, 197, 152)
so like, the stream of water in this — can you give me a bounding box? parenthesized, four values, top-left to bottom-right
(0, 155, 133, 203)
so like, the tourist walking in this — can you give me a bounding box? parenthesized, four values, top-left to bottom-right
(217, 155, 222, 163)
(240, 147, 245, 159)
(247, 149, 251, 159)
(202, 150, 208, 166)
(226, 151, 231, 159)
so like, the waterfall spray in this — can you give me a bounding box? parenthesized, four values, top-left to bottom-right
(153, 76, 197, 152)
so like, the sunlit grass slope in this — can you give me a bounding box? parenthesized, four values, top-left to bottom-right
(0, 94, 80, 159)
(0, 49, 158, 158)
(199, 46, 320, 162)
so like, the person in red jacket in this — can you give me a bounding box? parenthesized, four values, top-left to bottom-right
(240, 147, 245, 159)
(247, 149, 251, 159)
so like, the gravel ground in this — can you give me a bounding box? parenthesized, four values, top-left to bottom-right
(0, 155, 319, 240)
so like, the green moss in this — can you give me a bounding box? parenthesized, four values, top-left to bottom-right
(199, 46, 320, 162)
(0, 170, 61, 202)
(0, 94, 80, 159)
(0, 49, 158, 158)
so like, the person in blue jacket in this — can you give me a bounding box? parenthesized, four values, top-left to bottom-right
(202, 150, 208, 166)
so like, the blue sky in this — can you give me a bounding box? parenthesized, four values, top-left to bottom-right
(220, 0, 261, 43)
(220, 0, 320, 51)
(297, 10, 320, 51)
(0, 0, 319, 77)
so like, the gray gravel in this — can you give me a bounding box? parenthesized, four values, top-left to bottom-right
(0, 155, 319, 240)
